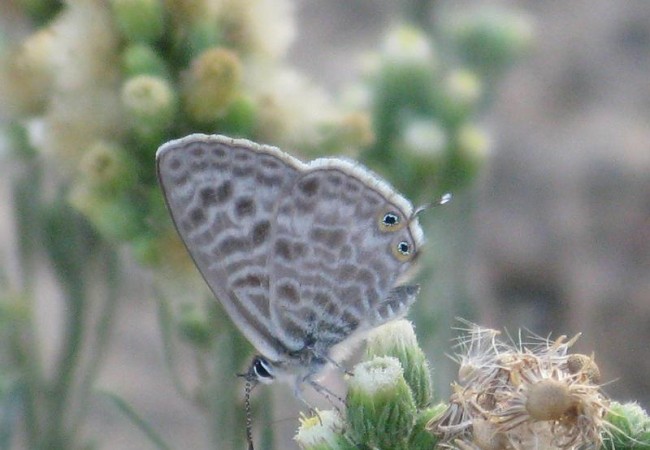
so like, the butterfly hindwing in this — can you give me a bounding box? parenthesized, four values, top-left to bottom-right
(267, 159, 424, 356)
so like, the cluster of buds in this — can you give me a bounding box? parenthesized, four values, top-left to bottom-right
(429, 322, 611, 449)
(294, 320, 443, 450)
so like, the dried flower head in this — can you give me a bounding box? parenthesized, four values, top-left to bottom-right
(429, 321, 613, 449)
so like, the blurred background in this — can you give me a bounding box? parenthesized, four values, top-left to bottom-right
(0, 0, 648, 449)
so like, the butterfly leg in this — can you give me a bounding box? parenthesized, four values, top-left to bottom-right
(321, 353, 354, 377)
(292, 386, 323, 424)
(307, 379, 345, 414)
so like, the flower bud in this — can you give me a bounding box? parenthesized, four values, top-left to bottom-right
(447, 8, 534, 77)
(216, 94, 257, 136)
(408, 405, 445, 448)
(444, 124, 490, 189)
(604, 402, 650, 448)
(399, 118, 447, 172)
(347, 356, 416, 448)
(121, 75, 176, 144)
(121, 43, 169, 78)
(381, 25, 436, 69)
(439, 70, 482, 124)
(78, 140, 137, 193)
(366, 320, 433, 408)
(1, 29, 56, 115)
(69, 184, 144, 242)
(294, 410, 351, 450)
(110, 0, 165, 44)
(177, 303, 214, 349)
(182, 48, 242, 124)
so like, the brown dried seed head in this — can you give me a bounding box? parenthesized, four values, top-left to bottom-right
(525, 379, 573, 421)
(473, 418, 511, 450)
(567, 353, 601, 384)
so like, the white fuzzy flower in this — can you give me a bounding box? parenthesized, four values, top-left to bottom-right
(245, 63, 337, 149)
(36, 0, 123, 167)
(214, 0, 296, 58)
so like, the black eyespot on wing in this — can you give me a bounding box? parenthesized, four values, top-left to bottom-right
(397, 241, 410, 255)
(383, 212, 400, 226)
(378, 210, 406, 232)
(392, 238, 415, 261)
(253, 357, 274, 380)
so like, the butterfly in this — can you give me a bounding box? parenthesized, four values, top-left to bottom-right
(156, 134, 424, 448)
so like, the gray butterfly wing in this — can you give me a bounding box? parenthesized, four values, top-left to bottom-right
(156, 134, 306, 361)
(267, 158, 424, 356)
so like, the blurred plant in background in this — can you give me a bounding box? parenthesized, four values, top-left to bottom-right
(0, 0, 593, 449)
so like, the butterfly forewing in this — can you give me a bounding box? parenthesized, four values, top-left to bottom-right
(156, 134, 305, 361)
(267, 160, 424, 356)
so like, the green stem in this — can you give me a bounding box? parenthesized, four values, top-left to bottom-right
(10, 145, 45, 448)
(44, 276, 86, 449)
(8, 317, 42, 449)
(402, 0, 437, 29)
(70, 246, 121, 432)
(40, 206, 98, 449)
(210, 327, 239, 449)
(156, 293, 194, 402)
(101, 391, 174, 450)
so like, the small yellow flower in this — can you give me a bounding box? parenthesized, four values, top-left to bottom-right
(294, 410, 345, 450)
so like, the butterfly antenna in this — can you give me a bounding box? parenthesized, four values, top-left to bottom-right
(410, 192, 452, 221)
(244, 379, 255, 450)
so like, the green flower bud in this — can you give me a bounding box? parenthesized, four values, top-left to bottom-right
(439, 70, 482, 124)
(16, 0, 63, 24)
(78, 141, 137, 193)
(440, 124, 490, 190)
(110, 0, 165, 44)
(455, 124, 490, 174)
(69, 185, 144, 242)
(177, 303, 214, 349)
(121, 75, 177, 144)
(399, 118, 447, 169)
(294, 410, 352, 450)
(366, 320, 433, 409)
(185, 18, 224, 57)
(131, 233, 161, 267)
(370, 26, 438, 157)
(347, 356, 416, 448)
(375, 26, 437, 105)
(334, 112, 375, 149)
(381, 25, 437, 70)
(448, 8, 534, 78)
(217, 94, 257, 136)
(1, 29, 56, 115)
(408, 405, 446, 449)
(182, 48, 242, 124)
(604, 402, 650, 448)
(121, 43, 169, 78)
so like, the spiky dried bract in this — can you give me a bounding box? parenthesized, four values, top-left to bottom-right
(428, 322, 612, 449)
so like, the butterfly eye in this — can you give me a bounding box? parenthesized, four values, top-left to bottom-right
(378, 211, 405, 232)
(392, 240, 414, 262)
